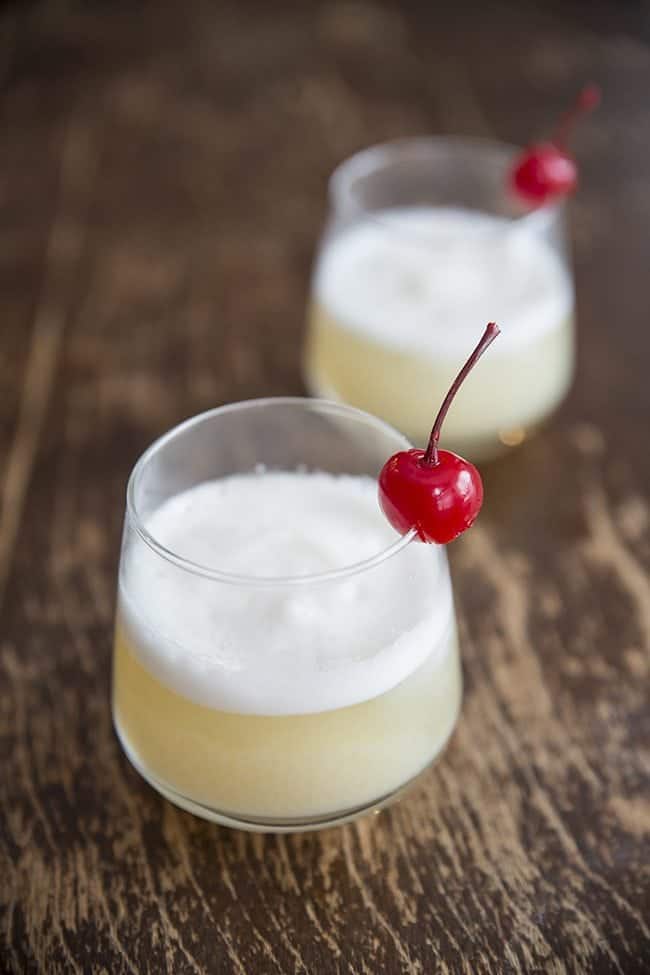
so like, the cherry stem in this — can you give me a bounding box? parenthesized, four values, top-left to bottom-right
(553, 83, 601, 149)
(424, 322, 501, 466)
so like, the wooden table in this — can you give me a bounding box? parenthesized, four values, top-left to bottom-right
(2, 2, 649, 972)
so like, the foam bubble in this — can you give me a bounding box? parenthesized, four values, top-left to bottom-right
(119, 472, 453, 715)
(315, 207, 573, 357)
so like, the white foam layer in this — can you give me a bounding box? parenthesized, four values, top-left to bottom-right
(119, 472, 452, 716)
(315, 207, 573, 357)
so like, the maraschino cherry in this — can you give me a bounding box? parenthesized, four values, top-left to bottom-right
(379, 322, 500, 544)
(509, 83, 600, 207)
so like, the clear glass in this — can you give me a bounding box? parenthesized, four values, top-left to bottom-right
(112, 398, 461, 832)
(304, 137, 576, 461)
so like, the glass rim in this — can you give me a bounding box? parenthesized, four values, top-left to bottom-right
(328, 134, 564, 233)
(126, 397, 420, 588)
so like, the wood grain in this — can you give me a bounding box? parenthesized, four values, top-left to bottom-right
(1, 1, 649, 972)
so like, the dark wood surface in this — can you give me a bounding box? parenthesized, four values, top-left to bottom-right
(1, 2, 649, 972)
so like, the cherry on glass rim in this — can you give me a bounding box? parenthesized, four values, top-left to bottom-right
(378, 322, 500, 545)
(509, 83, 600, 207)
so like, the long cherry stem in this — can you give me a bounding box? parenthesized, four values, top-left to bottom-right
(553, 83, 601, 149)
(424, 322, 500, 466)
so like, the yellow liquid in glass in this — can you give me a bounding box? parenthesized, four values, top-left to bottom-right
(305, 301, 574, 461)
(113, 615, 461, 822)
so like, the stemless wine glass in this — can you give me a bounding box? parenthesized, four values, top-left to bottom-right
(304, 137, 576, 461)
(113, 398, 461, 832)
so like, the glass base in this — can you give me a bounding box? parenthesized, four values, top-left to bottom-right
(114, 714, 455, 833)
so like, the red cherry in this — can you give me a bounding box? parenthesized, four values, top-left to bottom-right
(379, 448, 483, 545)
(511, 143, 577, 205)
(509, 83, 600, 206)
(379, 322, 500, 544)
